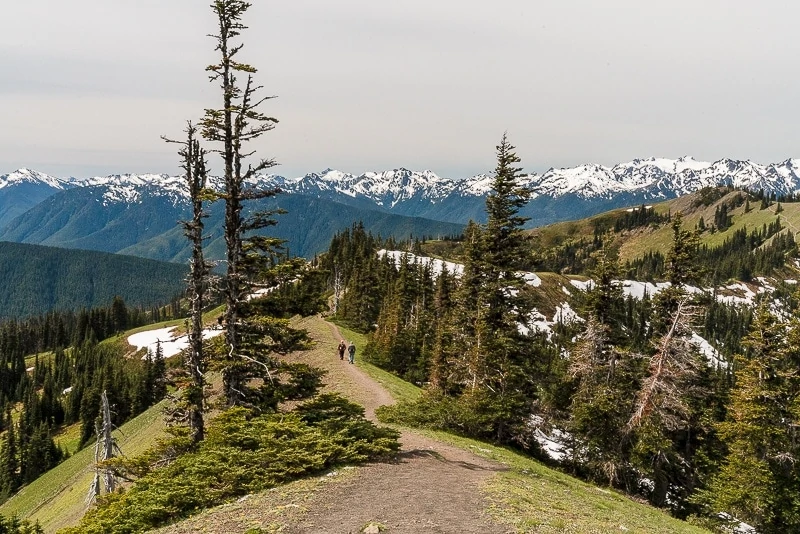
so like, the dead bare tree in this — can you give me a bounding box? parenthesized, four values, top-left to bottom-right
(628, 297, 701, 431)
(86, 390, 121, 504)
(331, 263, 344, 314)
(165, 122, 211, 444)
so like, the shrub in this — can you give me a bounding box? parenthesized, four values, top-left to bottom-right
(61, 395, 399, 534)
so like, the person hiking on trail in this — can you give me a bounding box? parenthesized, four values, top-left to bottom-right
(348, 341, 356, 364)
(337, 340, 347, 361)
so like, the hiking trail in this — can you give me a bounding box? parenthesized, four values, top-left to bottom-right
(157, 315, 509, 534)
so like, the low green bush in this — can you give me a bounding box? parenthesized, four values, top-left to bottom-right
(0, 516, 42, 534)
(60, 394, 399, 534)
(377, 390, 498, 438)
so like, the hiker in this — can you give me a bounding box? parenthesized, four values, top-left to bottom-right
(348, 341, 356, 364)
(337, 340, 347, 361)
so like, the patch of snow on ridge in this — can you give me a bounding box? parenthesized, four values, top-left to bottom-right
(378, 250, 464, 277)
(691, 332, 727, 369)
(529, 415, 570, 462)
(716, 513, 757, 534)
(574, 278, 762, 308)
(128, 326, 223, 359)
(621, 280, 670, 300)
(522, 310, 552, 336)
(570, 279, 594, 291)
(521, 272, 542, 287)
(554, 303, 583, 325)
(522, 304, 585, 338)
(717, 282, 758, 307)
(378, 250, 544, 286)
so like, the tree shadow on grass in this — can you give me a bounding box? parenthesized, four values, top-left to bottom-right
(392, 448, 508, 472)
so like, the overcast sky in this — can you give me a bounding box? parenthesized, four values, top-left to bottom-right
(1, 1, 798, 179)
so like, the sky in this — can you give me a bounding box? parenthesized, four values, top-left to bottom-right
(1, 1, 798, 180)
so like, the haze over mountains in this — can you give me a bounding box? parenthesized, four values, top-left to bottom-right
(2, 156, 799, 262)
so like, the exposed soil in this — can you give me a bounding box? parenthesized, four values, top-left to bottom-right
(156, 316, 509, 534)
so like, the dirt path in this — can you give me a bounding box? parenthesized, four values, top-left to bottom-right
(157, 316, 508, 534)
(326, 321, 394, 422)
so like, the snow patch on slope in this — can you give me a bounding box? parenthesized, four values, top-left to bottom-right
(127, 326, 223, 359)
(378, 250, 464, 277)
(691, 332, 728, 368)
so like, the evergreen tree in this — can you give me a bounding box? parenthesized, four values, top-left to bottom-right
(702, 305, 800, 531)
(483, 133, 532, 273)
(152, 341, 167, 402)
(568, 247, 640, 488)
(200, 0, 282, 406)
(428, 266, 456, 391)
(568, 316, 639, 488)
(652, 213, 702, 333)
(476, 134, 537, 441)
(110, 296, 128, 334)
(446, 134, 538, 442)
(446, 220, 485, 394)
(0, 409, 18, 500)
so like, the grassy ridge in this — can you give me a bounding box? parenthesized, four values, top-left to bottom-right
(0, 399, 168, 533)
(528, 189, 796, 268)
(618, 192, 788, 263)
(410, 428, 709, 533)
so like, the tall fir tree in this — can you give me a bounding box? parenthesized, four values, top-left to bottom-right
(568, 247, 640, 488)
(200, 0, 282, 406)
(427, 265, 456, 392)
(476, 133, 536, 441)
(447, 220, 486, 394)
(445, 134, 538, 442)
(152, 341, 167, 401)
(702, 304, 800, 532)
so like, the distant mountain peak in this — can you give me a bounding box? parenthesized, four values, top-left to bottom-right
(0, 169, 74, 190)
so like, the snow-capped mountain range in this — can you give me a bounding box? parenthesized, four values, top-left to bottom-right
(4, 156, 800, 226)
(6, 156, 800, 206)
(275, 156, 800, 203)
(0, 156, 798, 262)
